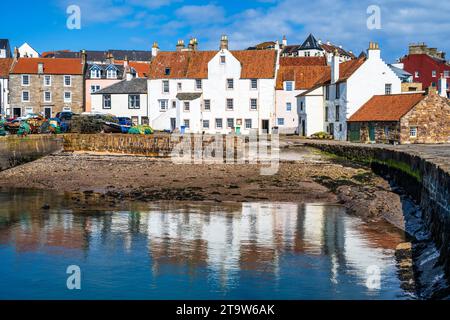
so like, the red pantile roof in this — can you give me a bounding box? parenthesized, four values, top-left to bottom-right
(11, 58, 84, 75)
(0, 58, 13, 77)
(276, 65, 330, 90)
(348, 93, 426, 122)
(149, 50, 277, 79)
(280, 57, 327, 66)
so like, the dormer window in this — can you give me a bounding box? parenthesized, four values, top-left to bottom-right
(107, 70, 117, 79)
(285, 81, 293, 91)
(165, 68, 171, 76)
(91, 69, 101, 79)
(220, 56, 226, 64)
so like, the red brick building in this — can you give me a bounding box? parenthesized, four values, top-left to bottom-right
(401, 44, 450, 98)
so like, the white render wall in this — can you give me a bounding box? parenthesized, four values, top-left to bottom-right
(91, 93, 148, 123)
(325, 49, 401, 141)
(148, 49, 276, 134)
(275, 88, 303, 134)
(18, 43, 39, 58)
(297, 86, 325, 136)
(0, 78, 9, 115)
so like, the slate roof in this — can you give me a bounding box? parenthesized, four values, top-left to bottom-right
(94, 78, 148, 95)
(42, 50, 152, 62)
(0, 39, 11, 58)
(0, 58, 13, 78)
(389, 64, 413, 82)
(149, 50, 277, 79)
(281, 45, 302, 56)
(300, 34, 322, 51)
(176, 93, 202, 101)
(348, 93, 426, 122)
(11, 58, 84, 75)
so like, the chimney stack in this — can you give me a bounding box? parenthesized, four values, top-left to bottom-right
(176, 40, 185, 52)
(331, 49, 340, 84)
(37, 62, 44, 74)
(367, 41, 381, 60)
(188, 38, 195, 51)
(106, 52, 114, 64)
(13, 47, 20, 60)
(282, 35, 287, 47)
(152, 42, 160, 57)
(123, 55, 129, 68)
(220, 35, 229, 50)
(438, 74, 448, 98)
(81, 50, 87, 66)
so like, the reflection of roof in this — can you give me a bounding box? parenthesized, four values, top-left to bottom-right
(94, 78, 148, 94)
(11, 58, 84, 75)
(177, 92, 202, 101)
(348, 93, 425, 122)
(0, 58, 13, 77)
(149, 50, 277, 79)
(276, 65, 330, 90)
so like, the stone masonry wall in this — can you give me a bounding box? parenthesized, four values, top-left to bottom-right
(400, 93, 450, 144)
(0, 135, 63, 171)
(9, 74, 84, 117)
(305, 141, 450, 279)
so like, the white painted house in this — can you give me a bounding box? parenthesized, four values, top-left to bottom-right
(275, 57, 328, 134)
(0, 59, 12, 116)
(296, 42, 402, 140)
(148, 36, 278, 134)
(91, 77, 149, 125)
(18, 43, 39, 58)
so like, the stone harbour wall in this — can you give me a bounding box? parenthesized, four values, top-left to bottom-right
(0, 135, 63, 171)
(305, 141, 450, 277)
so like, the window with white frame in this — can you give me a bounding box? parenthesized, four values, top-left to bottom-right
(22, 75, 30, 86)
(250, 79, 258, 90)
(285, 81, 293, 91)
(277, 118, 285, 126)
(163, 80, 169, 93)
(250, 98, 258, 110)
(286, 102, 292, 111)
(91, 69, 101, 79)
(432, 70, 437, 77)
(245, 119, 252, 129)
(195, 79, 202, 90)
(299, 101, 304, 112)
(226, 98, 234, 110)
(177, 82, 182, 91)
(204, 99, 211, 111)
(227, 118, 234, 128)
(227, 79, 234, 90)
(444, 71, 450, 78)
(44, 91, 52, 103)
(220, 55, 226, 64)
(335, 105, 340, 122)
(410, 126, 417, 138)
(107, 70, 117, 79)
(172, 100, 177, 109)
(184, 101, 190, 112)
(64, 75, 72, 87)
(22, 91, 30, 102)
(44, 75, 51, 86)
(159, 99, 169, 111)
(90, 85, 101, 93)
(325, 85, 330, 100)
(385, 83, 392, 95)
(103, 95, 111, 109)
(64, 91, 72, 103)
(215, 118, 223, 129)
(325, 106, 329, 122)
(335, 83, 340, 99)
(128, 95, 140, 109)
(184, 119, 190, 128)
(202, 120, 210, 129)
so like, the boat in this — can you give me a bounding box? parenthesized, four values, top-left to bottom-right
(102, 122, 123, 134)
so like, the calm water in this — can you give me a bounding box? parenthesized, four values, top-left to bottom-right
(0, 190, 414, 300)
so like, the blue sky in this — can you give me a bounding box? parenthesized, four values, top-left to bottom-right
(1, 0, 449, 62)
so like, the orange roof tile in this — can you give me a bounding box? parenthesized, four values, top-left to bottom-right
(280, 57, 327, 66)
(11, 58, 84, 75)
(348, 93, 426, 122)
(129, 61, 150, 78)
(149, 50, 276, 79)
(0, 58, 13, 77)
(276, 65, 330, 90)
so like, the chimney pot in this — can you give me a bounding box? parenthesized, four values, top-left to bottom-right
(220, 35, 229, 50)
